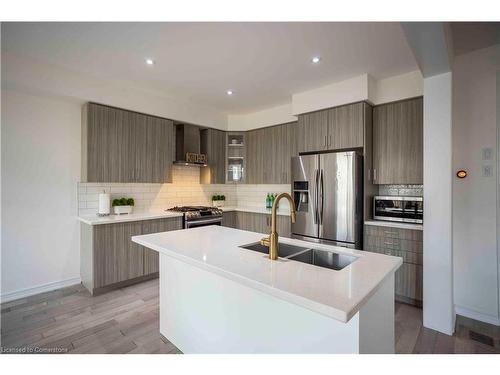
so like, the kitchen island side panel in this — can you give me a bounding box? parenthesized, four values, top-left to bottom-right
(159, 253, 360, 354)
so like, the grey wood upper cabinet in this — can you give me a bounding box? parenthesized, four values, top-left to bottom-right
(297, 102, 365, 153)
(245, 130, 260, 184)
(372, 97, 423, 184)
(245, 122, 298, 184)
(83, 103, 175, 183)
(297, 109, 329, 152)
(200, 128, 226, 184)
(328, 102, 364, 149)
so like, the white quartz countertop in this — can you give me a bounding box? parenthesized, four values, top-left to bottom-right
(77, 211, 183, 225)
(78, 206, 290, 225)
(364, 220, 423, 231)
(132, 226, 402, 322)
(221, 206, 290, 216)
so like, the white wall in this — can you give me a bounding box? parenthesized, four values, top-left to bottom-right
(423, 72, 454, 335)
(291, 74, 370, 115)
(227, 103, 297, 131)
(371, 71, 423, 105)
(226, 71, 423, 131)
(1, 89, 82, 300)
(452, 44, 499, 325)
(2, 53, 227, 130)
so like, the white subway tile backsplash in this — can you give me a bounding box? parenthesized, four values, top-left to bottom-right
(378, 184, 423, 197)
(78, 166, 290, 216)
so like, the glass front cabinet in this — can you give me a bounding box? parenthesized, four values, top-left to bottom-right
(226, 132, 246, 183)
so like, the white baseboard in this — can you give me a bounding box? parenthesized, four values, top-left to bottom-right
(0, 277, 82, 304)
(455, 305, 500, 326)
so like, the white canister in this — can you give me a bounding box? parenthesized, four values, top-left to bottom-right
(98, 192, 110, 215)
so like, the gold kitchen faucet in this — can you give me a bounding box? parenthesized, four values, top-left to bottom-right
(261, 192, 297, 260)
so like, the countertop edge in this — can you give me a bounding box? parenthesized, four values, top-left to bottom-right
(78, 206, 291, 225)
(132, 234, 402, 323)
(77, 212, 183, 225)
(364, 220, 423, 231)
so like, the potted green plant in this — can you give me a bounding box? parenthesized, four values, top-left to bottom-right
(212, 194, 226, 208)
(112, 197, 135, 215)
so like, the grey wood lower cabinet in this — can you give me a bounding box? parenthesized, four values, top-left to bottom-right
(80, 216, 182, 294)
(222, 210, 291, 238)
(364, 225, 423, 305)
(222, 211, 237, 228)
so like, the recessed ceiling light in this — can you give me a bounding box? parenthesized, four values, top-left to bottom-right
(145, 58, 155, 66)
(226, 90, 233, 96)
(311, 56, 321, 64)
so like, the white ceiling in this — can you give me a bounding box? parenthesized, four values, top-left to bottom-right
(2, 22, 418, 114)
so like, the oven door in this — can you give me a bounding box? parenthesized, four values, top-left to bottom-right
(185, 217, 223, 229)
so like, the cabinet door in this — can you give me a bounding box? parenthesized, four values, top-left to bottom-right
(297, 110, 328, 153)
(253, 129, 266, 184)
(271, 124, 290, 184)
(142, 217, 182, 275)
(328, 102, 364, 150)
(93, 221, 144, 288)
(261, 127, 275, 183)
(236, 212, 264, 233)
(373, 97, 423, 184)
(87, 103, 131, 182)
(150, 117, 175, 183)
(395, 263, 423, 302)
(282, 122, 298, 183)
(201, 129, 226, 184)
(245, 130, 260, 184)
(222, 212, 237, 228)
(86, 103, 174, 183)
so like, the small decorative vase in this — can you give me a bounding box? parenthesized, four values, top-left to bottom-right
(114, 205, 133, 215)
(212, 200, 224, 208)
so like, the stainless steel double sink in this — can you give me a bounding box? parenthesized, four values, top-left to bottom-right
(239, 241, 357, 271)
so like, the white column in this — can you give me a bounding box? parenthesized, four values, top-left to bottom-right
(423, 72, 455, 335)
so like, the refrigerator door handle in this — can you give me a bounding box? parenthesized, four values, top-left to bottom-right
(319, 169, 324, 225)
(313, 169, 319, 224)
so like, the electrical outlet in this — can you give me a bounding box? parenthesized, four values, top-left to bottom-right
(482, 165, 493, 177)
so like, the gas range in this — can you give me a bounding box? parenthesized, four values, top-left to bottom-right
(167, 206, 223, 228)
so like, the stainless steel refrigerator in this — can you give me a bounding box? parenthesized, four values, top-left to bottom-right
(291, 151, 363, 249)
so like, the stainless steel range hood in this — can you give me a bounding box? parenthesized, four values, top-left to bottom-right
(174, 124, 207, 166)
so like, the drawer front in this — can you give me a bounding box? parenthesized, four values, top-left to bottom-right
(379, 227, 422, 241)
(365, 226, 422, 253)
(364, 225, 423, 303)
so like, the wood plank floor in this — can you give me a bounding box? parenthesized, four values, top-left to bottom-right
(1, 279, 499, 354)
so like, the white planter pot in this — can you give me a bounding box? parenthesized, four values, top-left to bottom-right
(212, 200, 225, 208)
(113, 205, 133, 215)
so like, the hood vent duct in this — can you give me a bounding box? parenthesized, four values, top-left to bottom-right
(174, 124, 207, 166)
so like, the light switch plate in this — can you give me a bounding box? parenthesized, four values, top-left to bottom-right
(482, 165, 493, 177)
(482, 147, 493, 161)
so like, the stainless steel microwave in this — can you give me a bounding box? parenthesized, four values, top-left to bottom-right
(373, 196, 423, 224)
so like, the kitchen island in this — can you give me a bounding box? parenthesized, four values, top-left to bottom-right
(132, 226, 402, 354)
